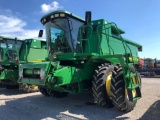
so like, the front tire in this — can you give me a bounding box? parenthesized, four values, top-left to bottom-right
(5, 85, 19, 89)
(92, 63, 114, 107)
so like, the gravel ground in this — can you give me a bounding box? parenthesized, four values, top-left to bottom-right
(0, 77, 160, 120)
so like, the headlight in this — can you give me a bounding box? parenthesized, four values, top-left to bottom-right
(43, 18, 46, 22)
(51, 15, 54, 19)
(60, 13, 65, 17)
(54, 14, 59, 17)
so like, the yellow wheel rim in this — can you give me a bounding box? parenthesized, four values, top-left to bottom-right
(126, 73, 141, 98)
(30, 85, 38, 89)
(106, 72, 112, 97)
(131, 74, 137, 98)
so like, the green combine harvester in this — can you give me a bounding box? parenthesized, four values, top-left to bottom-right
(0, 36, 22, 89)
(18, 10, 142, 111)
(0, 36, 47, 92)
(18, 38, 48, 92)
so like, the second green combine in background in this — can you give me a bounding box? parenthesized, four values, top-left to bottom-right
(18, 10, 142, 111)
(18, 38, 48, 92)
(0, 36, 22, 89)
(0, 36, 47, 92)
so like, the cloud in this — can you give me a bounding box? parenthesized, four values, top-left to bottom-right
(0, 10, 40, 39)
(1, 30, 40, 39)
(41, 1, 63, 13)
(0, 15, 26, 33)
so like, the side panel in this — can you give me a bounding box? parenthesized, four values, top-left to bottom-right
(19, 61, 98, 88)
(105, 36, 139, 57)
(54, 61, 97, 86)
(27, 48, 47, 62)
(0, 69, 18, 80)
(19, 39, 47, 62)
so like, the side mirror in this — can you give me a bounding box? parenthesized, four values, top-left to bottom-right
(15, 37, 17, 44)
(69, 19, 73, 31)
(0, 37, 3, 41)
(0, 37, 4, 43)
(85, 11, 91, 25)
(38, 30, 43, 38)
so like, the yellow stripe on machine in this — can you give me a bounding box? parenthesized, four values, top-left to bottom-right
(28, 60, 42, 62)
(129, 57, 139, 61)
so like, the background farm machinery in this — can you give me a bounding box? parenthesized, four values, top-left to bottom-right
(137, 58, 160, 76)
(0, 36, 47, 92)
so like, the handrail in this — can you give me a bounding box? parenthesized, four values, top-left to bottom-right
(79, 25, 93, 53)
(109, 22, 134, 64)
(97, 25, 114, 55)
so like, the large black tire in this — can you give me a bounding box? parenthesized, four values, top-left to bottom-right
(5, 85, 19, 89)
(48, 90, 68, 98)
(38, 87, 50, 97)
(110, 64, 141, 112)
(0, 83, 5, 88)
(92, 63, 114, 107)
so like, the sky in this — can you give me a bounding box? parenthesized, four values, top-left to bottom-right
(0, 0, 160, 59)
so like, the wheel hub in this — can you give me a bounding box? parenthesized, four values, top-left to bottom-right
(105, 72, 112, 97)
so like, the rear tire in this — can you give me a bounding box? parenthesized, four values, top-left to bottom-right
(92, 63, 114, 107)
(110, 64, 140, 112)
(5, 85, 19, 89)
(0, 83, 5, 88)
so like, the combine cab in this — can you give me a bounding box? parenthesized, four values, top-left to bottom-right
(19, 10, 142, 111)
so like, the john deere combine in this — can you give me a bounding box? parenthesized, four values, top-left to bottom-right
(0, 36, 47, 92)
(18, 10, 142, 111)
(18, 38, 48, 92)
(0, 36, 22, 88)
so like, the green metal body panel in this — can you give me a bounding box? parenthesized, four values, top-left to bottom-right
(19, 60, 99, 93)
(0, 69, 18, 80)
(19, 10, 142, 101)
(0, 69, 18, 85)
(19, 39, 47, 62)
(78, 19, 141, 56)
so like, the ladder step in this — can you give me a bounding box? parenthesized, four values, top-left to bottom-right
(133, 97, 141, 102)
(127, 87, 141, 102)
(125, 73, 136, 78)
(124, 63, 134, 67)
(127, 84, 140, 90)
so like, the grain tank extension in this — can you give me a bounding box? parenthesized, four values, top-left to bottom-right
(19, 10, 142, 111)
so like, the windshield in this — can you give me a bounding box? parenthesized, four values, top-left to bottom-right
(0, 39, 22, 50)
(0, 39, 23, 61)
(45, 17, 84, 53)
